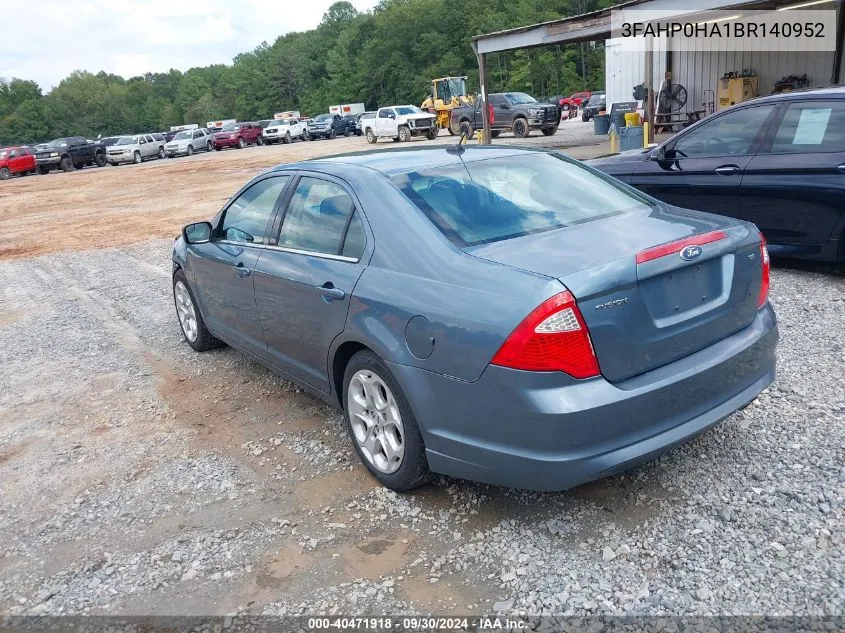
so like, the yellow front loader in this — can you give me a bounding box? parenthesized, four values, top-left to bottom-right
(421, 76, 475, 135)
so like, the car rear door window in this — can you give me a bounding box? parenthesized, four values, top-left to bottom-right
(278, 177, 357, 256)
(219, 176, 290, 244)
(767, 101, 845, 153)
(672, 105, 775, 158)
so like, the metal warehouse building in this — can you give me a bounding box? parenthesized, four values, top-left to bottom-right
(472, 0, 845, 142)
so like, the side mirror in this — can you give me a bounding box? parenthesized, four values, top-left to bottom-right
(183, 221, 212, 244)
(651, 145, 667, 161)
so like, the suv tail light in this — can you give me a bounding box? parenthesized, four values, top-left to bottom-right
(758, 232, 770, 308)
(491, 291, 600, 378)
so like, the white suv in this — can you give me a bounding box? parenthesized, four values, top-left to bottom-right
(364, 106, 438, 143)
(164, 128, 213, 157)
(107, 134, 165, 165)
(263, 119, 308, 144)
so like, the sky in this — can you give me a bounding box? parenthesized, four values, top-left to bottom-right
(1, 0, 379, 92)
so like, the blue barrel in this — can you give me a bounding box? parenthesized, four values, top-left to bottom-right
(593, 114, 610, 135)
(618, 126, 644, 151)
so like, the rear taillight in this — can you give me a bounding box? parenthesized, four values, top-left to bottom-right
(758, 232, 770, 308)
(491, 291, 600, 378)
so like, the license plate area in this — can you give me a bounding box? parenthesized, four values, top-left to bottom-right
(640, 256, 731, 326)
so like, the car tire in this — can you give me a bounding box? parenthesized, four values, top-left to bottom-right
(158, 147, 165, 159)
(284, 132, 291, 144)
(366, 129, 377, 144)
(206, 141, 212, 152)
(237, 138, 245, 149)
(187, 145, 194, 156)
(582, 113, 590, 122)
(426, 128, 438, 140)
(458, 120, 474, 140)
(330, 129, 337, 140)
(257, 136, 265, 146)
(0, 167, 10, 180)
(398, 126, 411, 142)
(448, 122, 460, 136)
(38, 166, 50, 175)
(301, 133, 308, 142)
(95, 152, 107, 167)
(541, 125, 559, 136)
(512, 117, 530, 138)
(133, 151, 142, 164)
(490, 130, 501, 139)
(60, 156, 73, 172)
(342, 350, 433, 491)
(173, 271, 223, 353)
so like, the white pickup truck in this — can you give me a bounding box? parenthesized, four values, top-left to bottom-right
(363, 106, 438, 143)
(263, 119, 308, 144)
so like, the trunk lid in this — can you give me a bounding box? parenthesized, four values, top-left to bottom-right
(468, 208, 764, 383)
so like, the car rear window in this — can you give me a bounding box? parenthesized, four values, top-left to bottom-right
(391, 153, 649, 247)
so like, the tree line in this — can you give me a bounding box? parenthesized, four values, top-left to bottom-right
(0, 0, 616, 146)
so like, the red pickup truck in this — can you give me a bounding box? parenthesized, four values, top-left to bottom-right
(0, 146, 37, 180)
(213, 122, 265, 150)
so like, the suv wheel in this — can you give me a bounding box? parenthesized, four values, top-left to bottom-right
(284, 132, 291, 144)
(38, 166, 50, 175)
(237, 138, 245, 149)
(60, 156, 73, 172)
(133, 151, 142, 164)
(95, 152, 107, 167)
(0, 167, 10, 180)
(541, 125, 559, 136)
(206, 141, 212, 151)
(330, 129, 337, 140)
(158, 147, 165, 159)
(366, 129, 377, 144)
(257, 136, 265, 146)
(512, 117, 530, 138)
(343, 350, 432, 491)
(398, 126, 411, 142)
(187, 145, 194, 156)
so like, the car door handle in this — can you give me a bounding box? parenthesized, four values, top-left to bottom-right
(234, 262, 251, 278)
(316, 282, 345, 301)
(837, 164, 845, 173)
(714, 165, 740, 176)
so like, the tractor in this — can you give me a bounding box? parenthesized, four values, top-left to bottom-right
(421, 76, 476, 135)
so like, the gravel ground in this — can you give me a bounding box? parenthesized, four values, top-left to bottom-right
(0, 139, 842, 619)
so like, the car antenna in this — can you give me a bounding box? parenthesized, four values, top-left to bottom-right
(446, 92, 482, 155)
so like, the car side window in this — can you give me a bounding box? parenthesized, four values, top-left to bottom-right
(219, 176, 290, 244)
(671, 105, 775, 158)
(8, 150, 17, 158)
(378, 109, 389, 119)
(767, 101, 845, 154)
(278, 177, 356, 256)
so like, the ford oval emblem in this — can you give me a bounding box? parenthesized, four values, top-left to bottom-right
(680, 245, 703, 261)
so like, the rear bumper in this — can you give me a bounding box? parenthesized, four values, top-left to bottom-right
(389, 304, 778, 491)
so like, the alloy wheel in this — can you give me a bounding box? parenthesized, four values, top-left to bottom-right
(174, 281, 198, 343)
(347, 370, 405, 474)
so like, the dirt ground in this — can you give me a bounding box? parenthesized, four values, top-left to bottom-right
(0, 121, 841, 620)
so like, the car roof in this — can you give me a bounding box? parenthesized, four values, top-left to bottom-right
(271, 145, 544, 178)
(748, 84, 845, 105)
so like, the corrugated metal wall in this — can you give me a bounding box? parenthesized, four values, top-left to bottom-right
(671, 43, 835, 114)
(605, 37, 668, 107)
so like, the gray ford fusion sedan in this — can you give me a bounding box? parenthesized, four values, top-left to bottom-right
(172, 145, 778, 492)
